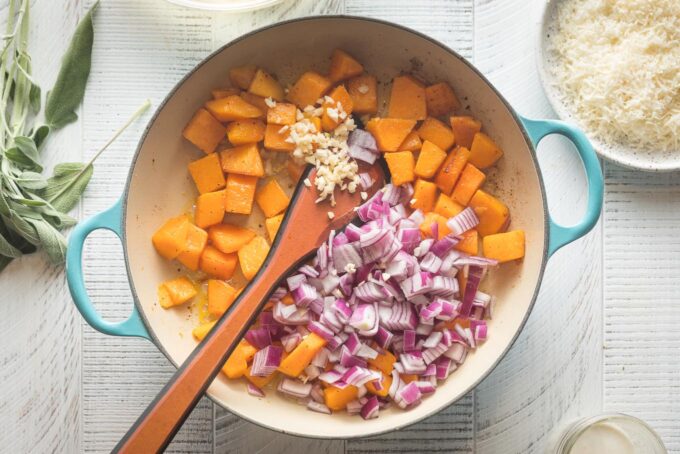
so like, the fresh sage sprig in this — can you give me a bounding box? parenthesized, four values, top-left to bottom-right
(0, 0, 149, 272)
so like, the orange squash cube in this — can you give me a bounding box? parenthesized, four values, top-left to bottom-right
(384, 151, 415, 186)
(265, 214, 284, 242)
(192, 321, 216, 340)
(207, 280, 238, 317)
(248, 68, 285, 101)
(182, 108, 226, 154)
(434, 193, 464, 219)
(365, 118, 416, 152)
(328, 49, 364, 83)
(435, 146, 471, 194)
(159, 277, 196, 308)
(367, 349, 396, 375)
(388, 75, 427, 120)
(366, 373, 392, 397)
(278, 332, 327, 377)
(245, 366, 279, 388)
(188, 153, 226, 194)
(176, 224, 208, 271)
(208, 223, 257, 254)
(238, 236, 270, 281)
(211, 87, 241, 99)
(469, 189, 510, 236)
(224, 174, 258, 215)
(414, 140, 447, 179)
(324, 385, 359, 411)
(220, 144, 265, 177)
(454, 229, 479, 255)
(256, 179, 290, 217)
(264, 123, 296, 152)
(419, 212, 452, 240)
(398, 131, 422, 152)
(321, 85, 354, 131)
(194, 190, 225, 229)
(425, 82, 461, 117)
(240, 92, 270, 114)
(418, 117, 455, 151)
(152, 215, 191, 260)
(287, 71, 332, 108)
(482, 230, 525, 263)
(410, 179, 438, 213)
(200, 246, 238, 280)
(347, 74, 378, 115)
(450, 116, 482, 149)
(267, 102, 297, 125)
(222, 340, 258, 379)
(469, 132, 503, 169)
(225, 119, 265, 145)
(451, 163, 486, 206)
(229, 65, 258, 90)
(205, 95, 263, 122)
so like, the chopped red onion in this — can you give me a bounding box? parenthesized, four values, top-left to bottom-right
(344, 332, 361, 355)
(298, 264, 320, 278)
(396, 382, 422, 408)
(348, 130, 379, 164)
(318, 368, 344, 385)
(402, 330, 417, 352)
(374, 326, 394, 349)
(435, 357, 453, 380)
(341, 366, 382, 387)
(307, 401, 332, 414)
(360, 396, 380, 420)
(399, 352, 427, 374)
(359, 172, 375, 190)
(250, 345, 282, 377)
(311, 347, 329, 368)
(281, 332, 302, 352)
(420, 252, 443, 273)
(278, 378, 312, 398)
(423, 331, 443, 349)
(460, 265, 484, 316)
(247, 383, 265, 397)
(416, 323, 434, 336)
(332, 243, 363, 273)
(356, 343, 379, 359)
(244, 327, 272, 349)
(287, 274, 307, 291)
(414, 381, 436, 394)
(446, 207, 479, 235)
(340, 347, 368, 368)
(349, 303, 377, 332)
(273, 302, 310, 325)
(346, 399, 364, 415)
(444, 343, 467, 363)
(304, 364, 321, 380)
(422, 342, 449, 364)
(311, 383, 325, 403)
(413, 238, 434, 258)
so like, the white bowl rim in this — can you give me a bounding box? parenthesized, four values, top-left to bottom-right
(165, 0, 284, 13)
(121, 14, 551, 439)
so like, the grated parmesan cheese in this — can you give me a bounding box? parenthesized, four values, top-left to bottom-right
(547, 0, 679, 151)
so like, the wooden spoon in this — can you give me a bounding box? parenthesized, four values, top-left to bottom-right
(114, 164, 386, 453)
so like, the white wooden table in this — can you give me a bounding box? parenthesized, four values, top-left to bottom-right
(1, 0, 678, 452)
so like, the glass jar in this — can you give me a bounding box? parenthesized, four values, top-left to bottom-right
(550, 413, 667, 454)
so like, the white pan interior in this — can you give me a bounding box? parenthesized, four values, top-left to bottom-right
(123, 17, 547, 438)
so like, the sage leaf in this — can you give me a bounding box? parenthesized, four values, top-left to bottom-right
(33, 125, 50, 149)
(44, 1, 98, 130)
(0, 230, 22, 258)
(16, 171, 47, 190)
(41, 162, 93, 213)
(28, 218, 66, 264)
(5, 146, 42, 172)
(2, 212, 39, 245)
(29, 82, 41, 113)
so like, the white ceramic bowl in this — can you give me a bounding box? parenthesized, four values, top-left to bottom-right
(537, 0, 680, 171)
(165, 0, 283, 13)
(67, 16, 603, 439)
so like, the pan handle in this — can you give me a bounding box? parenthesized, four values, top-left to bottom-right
(65, 198, 150, 340)
(520, 116, 604, 256)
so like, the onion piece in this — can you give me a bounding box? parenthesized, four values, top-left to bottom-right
(360, 396, 380, 420)
(244, 327, 272, 349)
(278, 378, 312, 398)
(247, 383, 265, 397)
(250, 345, 283, 377)
(446, 207, 479, 235)
(307, 401, 332, 414)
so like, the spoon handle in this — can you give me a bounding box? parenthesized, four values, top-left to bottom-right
(113, 238, 306, 453)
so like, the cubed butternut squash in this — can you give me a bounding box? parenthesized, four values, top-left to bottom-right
(451, 164, 486, 206)
(205, 95, 263, 122)
(182, 109, 226, 154)
(256, 179, 290, 217)
(211, 87, 241, 99)
(208, 224, 257, 254)
(177, 224, 208, 271)
(419, 212, 452, 240)
(238, 236, 270, 281)
(347, 74, 378, 115)
(435, 146, 470, 194)
(267, 102, 297, 125)
(188, 153, 226, 194)
(398, 131, 422, 152)
(245, 366, 279, 389)
(410, 179, 438, 213)
(388, 75, 427, 120)
(450, 116, 481, 149)
(425, 82, 460, 117)
(434, 193, 464, 219)
(278, 332, 327, 377)
(324, 385, 359, 411)
(482, 230, 525, 263)
(200, 246, 238, 280)
(328, 49, 364, 83)
(192, 321, 216, 341)
(414, 140, 447, 179)
(287, 71, 332, 108)
(159, 277, 196, 308)
(225, 119, 265, 145)
(265, 214, 284, 242)
(152, 215, 191, 260)
(229, 65, 258, 90)
(264, 124, 296, 152)
(224, 174, 258, 215)
(469, 189, 510, 237)
(248, 68, 285, 101)
(321, 85, 354, 131)
(365, 373, 392, 397)
(384, 151, 415, 186)
(222, 340, 258, 379)
(454, 229, 479, 255)
(208, 280, 238, 317)
(469, 132, 503, 169)
(194, 190, 225, 229)
(220, 144, 265, 177)
(367, 349, 396, 375)
(240, 92, 270, 114)
(418, 117, 455, 151)
(365, 118, 416, 152)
